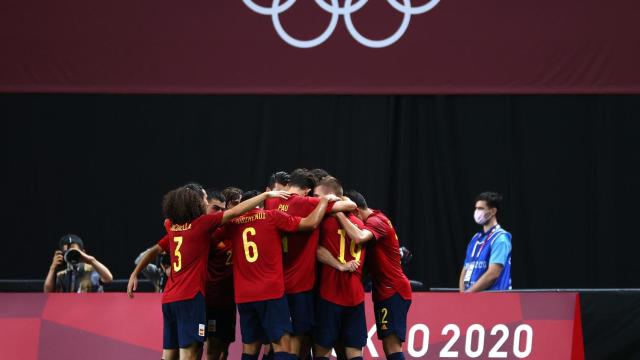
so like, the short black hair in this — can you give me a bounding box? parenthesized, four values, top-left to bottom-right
(221, 187, 243, 204)
(475, 191, 503, 210)
(241, 190, 261, 201)
(59, 234, 84, 250)
(289, 168, 316, 190)
(346, 190, 368, 210)
(310, 168, 331, 183)
(268, 171, 290, 189)
(206, 189, 226, 203)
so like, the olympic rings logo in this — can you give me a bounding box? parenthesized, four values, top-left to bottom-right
(242, 0, 441, 48)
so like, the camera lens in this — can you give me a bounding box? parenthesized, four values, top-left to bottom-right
(64, 249, 81, 265)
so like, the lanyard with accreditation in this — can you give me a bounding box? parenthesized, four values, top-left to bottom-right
(463, 225, 500, 288)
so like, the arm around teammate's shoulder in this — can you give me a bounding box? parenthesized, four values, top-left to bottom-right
(298, 195, 338, 231)
(330, 198, 357, 213)
(222, 190, 291, 224)
(335, 212, 374, 244)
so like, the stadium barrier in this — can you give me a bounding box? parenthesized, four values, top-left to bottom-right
(0, 292, 583, 359)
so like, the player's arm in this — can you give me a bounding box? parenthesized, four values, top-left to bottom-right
(329, 198, 357, 213)
(335, 212, 375, 244)
(221, 190, 290, 224)
(465, 264, 503, 293)
(317, 245, 359, 272)
(298, 195, 340, 230)
(127, 244, 163, 298)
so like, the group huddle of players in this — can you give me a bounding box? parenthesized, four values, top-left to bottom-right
(127, 169, 412, 360)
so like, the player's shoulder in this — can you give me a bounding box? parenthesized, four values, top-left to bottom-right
(194, 211, 224, 225)
(264, 197, 282, 209)
(366, 210, 389, 226)
(289, 193, 317, 205)
(264, 208, 288, 219)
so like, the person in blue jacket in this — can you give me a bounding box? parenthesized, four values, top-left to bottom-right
(459, 191, 512, 292)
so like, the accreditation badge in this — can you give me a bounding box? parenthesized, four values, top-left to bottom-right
(463, 262, 475, 283)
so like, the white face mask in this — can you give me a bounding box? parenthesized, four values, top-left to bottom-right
(474, 209, 491, 225)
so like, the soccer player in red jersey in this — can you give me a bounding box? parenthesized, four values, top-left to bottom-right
(335, 190, 412, 360)
(127, 186, 290, 360)
(264, 169, 357, 358)
(215, 190, 340, 360)
(203, 189, 235, 360)
(266, 171, 290, 191)
(313, 177, 367, 360)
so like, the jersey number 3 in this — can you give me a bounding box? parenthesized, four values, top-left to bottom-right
(173, 236, 183, 272)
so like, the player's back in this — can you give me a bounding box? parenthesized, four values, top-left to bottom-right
(205, 238, 234, 309)
(364, 210, 412, 302)
(319, 214, 367, 306)
(265, 194, 328, 293)
(161, 212, 224, 304)
(221, 208, 301, 303)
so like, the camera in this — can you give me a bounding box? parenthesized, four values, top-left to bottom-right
(63, 248, 82, 266)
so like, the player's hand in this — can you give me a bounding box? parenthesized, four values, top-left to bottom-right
(340, 260, 360, 272)
(127, 274, 138, 298)
(323, 194, 341, 202)
(266, 190, 291, 200)
(50, 251, 64, 269)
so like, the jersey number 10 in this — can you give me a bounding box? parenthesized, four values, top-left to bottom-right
(337, 229, 362, 263)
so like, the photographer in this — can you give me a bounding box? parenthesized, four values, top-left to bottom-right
(44, 234, 113, 293)
(134, 248, 171, 292)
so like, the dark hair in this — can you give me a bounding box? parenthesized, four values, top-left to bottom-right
(310, 168, 330, 183)
(346, 190, 368, 210)
(162, 186, 206, 224)
(289, 168, 316, 190)
(241, 190, 261, 201)
(206, 189, 226, 203)
(268, 171, 290, 189)
(317, 176, 343, 197)
(221, 187, 243, 208)
(475, 191, 503, 210)
(59, 234, 84, 250)
(184, 182, 205, 194)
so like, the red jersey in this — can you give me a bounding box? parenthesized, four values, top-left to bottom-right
(205, 238, 234, 309)
(319, 214, 367, 307)
(216, 208, 301, 304)
(363, 210, 412, 302)
(265, 194, 334, 294)
(157, 212, 224, 304)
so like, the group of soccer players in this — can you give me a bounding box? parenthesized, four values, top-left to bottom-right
(127, 168, 412, 360)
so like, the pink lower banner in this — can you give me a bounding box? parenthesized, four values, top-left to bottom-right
(0, 292, 583, 359)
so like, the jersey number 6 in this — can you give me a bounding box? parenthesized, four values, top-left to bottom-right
(243, 227, 258, 263)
